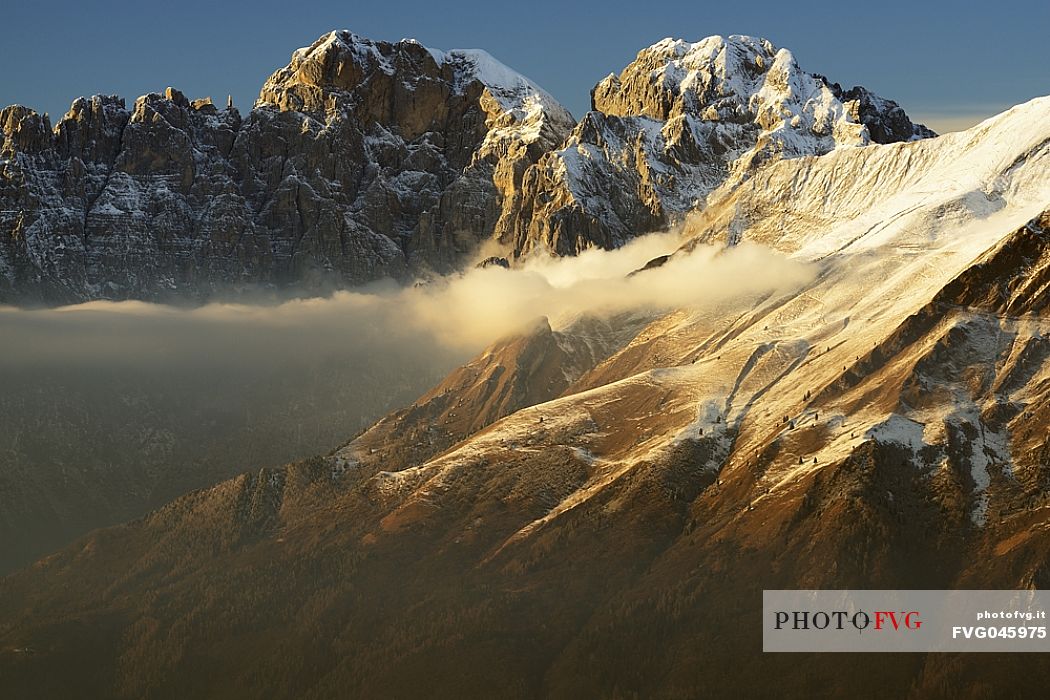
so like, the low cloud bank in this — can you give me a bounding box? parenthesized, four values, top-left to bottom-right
(0, 234, 814, 367)
(0, 233, 814, 572)
(413, 234, 814, 347)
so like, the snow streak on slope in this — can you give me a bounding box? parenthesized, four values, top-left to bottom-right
(689, 95, 1050, 258)
(425, 45, 574, 127)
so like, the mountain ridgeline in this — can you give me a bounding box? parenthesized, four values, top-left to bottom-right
(0, 31, 931, 303)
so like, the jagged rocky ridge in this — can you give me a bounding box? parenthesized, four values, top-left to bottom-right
(0, 32, 931, 302)
(0, 31, 574, 302)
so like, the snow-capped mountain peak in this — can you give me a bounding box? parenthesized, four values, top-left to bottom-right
(594, 33, 930, 151)
(501, 34, 935, 257)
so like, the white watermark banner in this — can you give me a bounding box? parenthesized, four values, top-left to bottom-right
(763, 590, 1050, 652)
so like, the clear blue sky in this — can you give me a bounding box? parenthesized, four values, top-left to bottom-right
(2, 0, 1046, 133)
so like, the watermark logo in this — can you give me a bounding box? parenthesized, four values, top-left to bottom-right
(763, 590, 1048, 652)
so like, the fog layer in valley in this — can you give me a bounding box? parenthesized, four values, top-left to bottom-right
(0, 234, 813, 572)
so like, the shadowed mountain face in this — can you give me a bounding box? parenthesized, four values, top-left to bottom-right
(0, 32, 930, 304)
(1, 72, 1048, 696)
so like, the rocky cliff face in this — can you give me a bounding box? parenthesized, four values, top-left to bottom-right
(0, 31, 574, 303)
(497, 35, 934, 255)
(1, 31, 932, 302)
